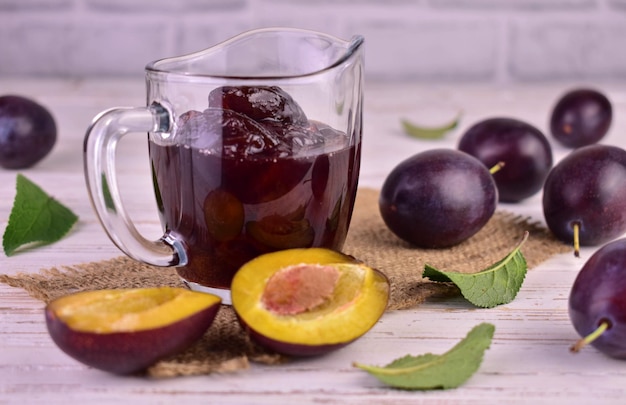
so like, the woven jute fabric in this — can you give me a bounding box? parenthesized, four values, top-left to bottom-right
(0, 188, 570, 378)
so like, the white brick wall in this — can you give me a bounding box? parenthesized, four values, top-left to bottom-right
(0, 0, 625, 82)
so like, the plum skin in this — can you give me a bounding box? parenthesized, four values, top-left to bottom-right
(542, 144, 626, 246)
(569, 238, 626, 359)
(241, 320, 352, 357)
(458, 117, 553, 202)
(550, 88, 612, 148)
(379, 149, 497, 248)
(0, 95, 57, 169)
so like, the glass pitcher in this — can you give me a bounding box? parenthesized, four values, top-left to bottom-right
(84, 27, 364, 304)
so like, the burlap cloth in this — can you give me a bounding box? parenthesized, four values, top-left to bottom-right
(0, 188, 569, 377)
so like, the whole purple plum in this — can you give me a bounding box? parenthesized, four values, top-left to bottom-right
(542, 144, 626, 255)
(458, 117, 553, 202)
(379, 149, 497, 249)
(0, 95, 57, 169)
(569, 238, 626, 359)
(550, 88, 612, 148)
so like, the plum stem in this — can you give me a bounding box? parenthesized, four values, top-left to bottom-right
(570, 320, 610, 353)
(489, 161, 505, 175)
(572, 222, 581, 258)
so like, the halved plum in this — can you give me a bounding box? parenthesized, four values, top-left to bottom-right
(45, 287, 221, 374)
(246, 205, 315, 250)
(208, 85, 308, 126)
(231, 248, 389, 356)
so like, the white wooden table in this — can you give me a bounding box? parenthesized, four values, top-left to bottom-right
(1, 78, 626, 404)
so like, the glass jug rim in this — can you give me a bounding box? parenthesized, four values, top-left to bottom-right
(145, 27, 364, 80)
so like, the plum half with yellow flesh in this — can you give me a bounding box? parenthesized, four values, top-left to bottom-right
(45, 287, 221, 374)
(231, 248, 390, 356)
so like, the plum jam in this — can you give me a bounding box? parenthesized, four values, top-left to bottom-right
(149, 86, 360, 289)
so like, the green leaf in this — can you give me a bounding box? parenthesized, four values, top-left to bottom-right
(423, 231, 529, 308)
(401, 113, 461, 140)
(354, 323, 495, 390)
(101, 172, 116, 212)
(3, 174, 79, 256)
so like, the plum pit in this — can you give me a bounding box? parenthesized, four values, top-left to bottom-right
(261, 264, 340, 316)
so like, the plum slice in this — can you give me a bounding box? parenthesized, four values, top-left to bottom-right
(231, 248, 389, 356)
(208, 85, 308, 126)
(177, 108, 282, 158)
(204, 188, 245, 242)
(246, 205, 315, 250)
(45, 287, 221, 374)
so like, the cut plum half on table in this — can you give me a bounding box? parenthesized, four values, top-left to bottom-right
(231, 248, 389, 357)
(45, 287, 221, 374)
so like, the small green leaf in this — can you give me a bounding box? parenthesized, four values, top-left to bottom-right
(401, 113, 461, 140)
(101, 172, 116, 212)
(3, 174, 79, 256)
(423, 232, 529, 308)
(354, 323, 495, 390)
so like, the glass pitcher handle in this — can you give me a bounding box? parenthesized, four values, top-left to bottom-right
(83, 103, 186, 267)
